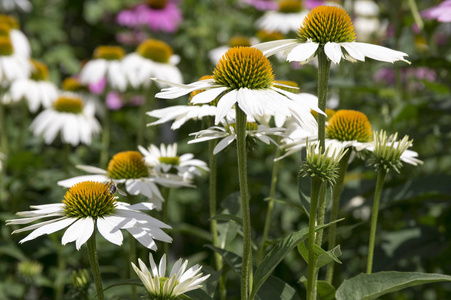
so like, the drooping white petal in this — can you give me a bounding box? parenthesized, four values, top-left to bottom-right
(18, 218, 75, 244)
(191, 86, 229, 104)
(324, 42, 343, 64)
(253, 39, 299, 57)
(215, 90, 238, 124)
(214, 135, 236, 154)
(353, 42, 410, 64)
(287, 42, 319, 63)
(97, 217, 124, 246)
(340, 42, 365, 61)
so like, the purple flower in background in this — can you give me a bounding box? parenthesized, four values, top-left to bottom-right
(303, 0, 325, 10)
(106, 92, 123, 110)
(373, 67, 437, 91)
(240, 0, 278, 11)
(88, 78, 106, 95)
(421, 0, 451, 23)
(116, 1, 182, 33)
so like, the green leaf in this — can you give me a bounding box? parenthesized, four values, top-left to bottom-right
(184, 288, 214, 300)
(210, 214, 243, 226)
(297, 242, 342, 269)
(172, 223, 212, 242)
(255, 275, 301, 300)
(205, 246, 241, 273)
(335, 271, 451, 300)
(299, 278, 336, 300)
(251, 220, 343, 299)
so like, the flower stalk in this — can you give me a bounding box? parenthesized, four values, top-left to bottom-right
(325, 150, 351, 283)
(307, 177, 322, 300)
(367, 168, 387, 274)
(86, 229, 104, 300)
(258, 146, 281, 263)
(236, 106, 252, 300)
(100, 90, 111, 168)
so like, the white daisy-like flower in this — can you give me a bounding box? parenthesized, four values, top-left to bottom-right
(138, 143, 209, 181)
(132, 253, 210, 299)
(0, 15, 31, 57)
(352, 0, 388, 42)
(256, 0, 309, 34)
(253, 5, 410, 65)
(0, 35, 30, 84)
(122, 39, 182, 89)
(279, 109, 372, 159)
(189, 120, 286, 154)
(0, 0, 32, 12)
(61, 76, 105, 118)
(29, 92, 101, 146)
(8, 59, 58, 112)
(80, 46, 128, 92)
(58, 151, 191, 210)
(6, 181, 172, 250)
(153, 47, 322, 132)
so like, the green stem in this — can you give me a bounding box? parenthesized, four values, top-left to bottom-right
(162, 187, 171, 262)
(366, 168, 387, 274)
(0, 101, 9, 158)
(86, 229, 104, 300)
(314, 182, 327, 246)
(236, 106, 251, 300)
(257, 147, 281, 263)
(99, 104, 110, 169)
(16, 100, 29, 152)
(317, 49, 331, 150)
(129, 234, 137, 300)
(325, 150, 351, 283)
(407, 0, 424, 31)
(307, 178, 322, 300)
(55, 243, 66, 300)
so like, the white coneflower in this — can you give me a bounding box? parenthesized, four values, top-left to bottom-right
(153, 47, 322, 131)
(7, 181, 172, 250)
(122, 39, 182, 89)
(256, 0, 310, 34)
(132, 253, 210, 299)
(80, 46, 128, 92)
(29, 92, 100, 146)
(0, 15, 31, 56)
(253, 5, 410, 65)
(8, 59, 58, 112)
(58, 151, 191, 210)
(138, 143, 209, 181)
(0, 0, 31, 12)
(0, 35, 30, 84)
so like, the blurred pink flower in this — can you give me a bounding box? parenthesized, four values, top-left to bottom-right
(421, 0, 451, 23)
(117, 2, 182, 33)
(303, 0, 325, 10)
(106, 92, 123, 110)
(241, 0, 277, 11)
(373, 67, 437, 91)
(88, 78, 106, 95)
(116, 30, 148, 46)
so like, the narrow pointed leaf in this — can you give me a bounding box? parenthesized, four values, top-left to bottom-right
(210, 214, 243, 226)
(298, 242, 342, 269)
(251, 220, 343, 299)
(336, 271, 451, 300)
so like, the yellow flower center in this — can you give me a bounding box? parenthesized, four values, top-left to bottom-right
(213, 47, 274, 90)
(0, 23, 10, 37)
(326, 110, 372, 142)
(63, 181, 117, 219)
(137, 39, 173, 63)
(30, 60, 49, 81)
(274, 80, 299, 93)
(0, 15, 19, 29)
(228, 36, 251, 48)
(297, 6, 356, 44)
(62, 77, 89, 93)
(279, 0, 302, 13)
(147, 0, 167, 9)
(93, 46, 125, 61)
(0, 36, 13, 56)
(53, 95, 84, 114)
(225, 122, 258, 132)
(256, 30, 284, 43)
(106, 151, 149, 179)
(158, 156, 180, 165)
(189, 75, 219, 106)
